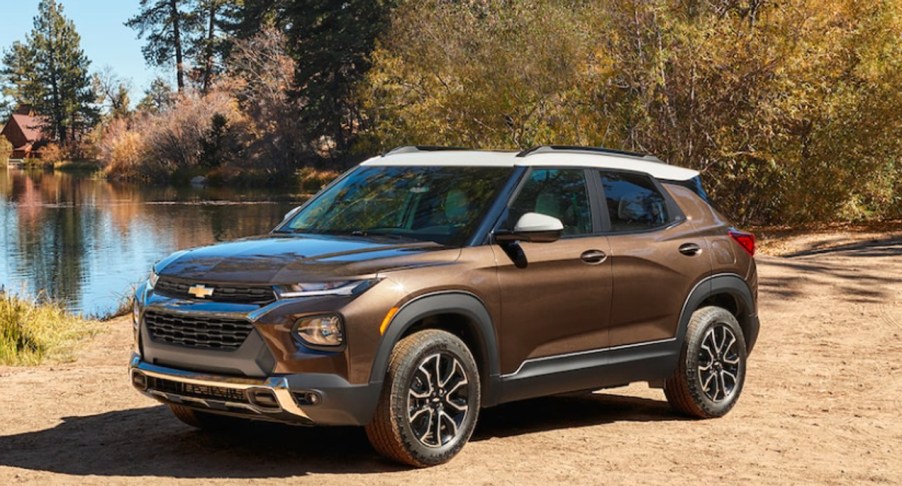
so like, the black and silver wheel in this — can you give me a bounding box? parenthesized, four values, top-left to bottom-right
(365, 329, 480, 467)
(664, 306, 747, 418)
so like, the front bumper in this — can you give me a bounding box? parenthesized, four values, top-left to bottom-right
(129, 354, 380, 426)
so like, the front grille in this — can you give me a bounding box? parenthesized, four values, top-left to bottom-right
(147, 376, 249, 404)
(145, 310, 254, 350)
(154, 277, 276, 305)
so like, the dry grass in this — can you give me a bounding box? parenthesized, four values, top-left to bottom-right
(0, 293, 103, 366)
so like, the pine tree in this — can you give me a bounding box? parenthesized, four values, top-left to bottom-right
(136, 77, 175, 114)
(0, 41, 43, 116)
(282, 0, 395, 155)
(189, 0, 241, 94)
(127, 0, 196, 93)
(1, 1, 98, 146)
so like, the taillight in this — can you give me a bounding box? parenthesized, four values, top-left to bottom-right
(729, 229, 756, 256)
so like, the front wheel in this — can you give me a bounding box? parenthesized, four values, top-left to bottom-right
(365, 329, 481, 467)
(664, 306, 748, 418)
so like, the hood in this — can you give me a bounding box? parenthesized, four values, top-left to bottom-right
(155, 234, 460, 284)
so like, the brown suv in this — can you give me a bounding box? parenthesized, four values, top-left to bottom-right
(129, 146, 759, 467)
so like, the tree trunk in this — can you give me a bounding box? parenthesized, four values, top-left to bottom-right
(202, 1, 217, 94)
(170, 0, 185, 93)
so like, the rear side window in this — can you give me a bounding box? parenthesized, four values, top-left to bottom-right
(599, 171, 670, 232)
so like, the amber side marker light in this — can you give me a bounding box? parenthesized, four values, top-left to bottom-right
(379, 306, 400, 335)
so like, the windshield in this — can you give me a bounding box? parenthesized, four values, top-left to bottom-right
(279, 165, 513, 246)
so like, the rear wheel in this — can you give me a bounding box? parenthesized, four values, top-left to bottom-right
(664, 306, 747, 418)
(365, 330, 480, 467)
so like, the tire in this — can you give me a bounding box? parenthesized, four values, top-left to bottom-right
(365, 330, 481, 467)
(168, 404, 239, 430)
(664, 306, 747, 418)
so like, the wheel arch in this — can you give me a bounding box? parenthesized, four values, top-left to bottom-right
(679, 274, 760, 354)
(369, 291, 502, 406)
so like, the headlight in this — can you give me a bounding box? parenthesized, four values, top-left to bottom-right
(293, 314, 344, 347)
(274, 279, 377, 298)
(132, 298, 141, 327)
(148, 270, 160, 289)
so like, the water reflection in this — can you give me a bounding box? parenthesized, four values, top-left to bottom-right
(0, 168, 303, 316)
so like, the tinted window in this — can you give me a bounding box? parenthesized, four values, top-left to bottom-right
(507, 169, 593, 236)
(282, 166, 513, 246)
(600, 171, 670, 232)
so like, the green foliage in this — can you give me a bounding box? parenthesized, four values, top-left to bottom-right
(360, 0, 902, 225)
(1, 41, 43, 112)
(285, 0, 394, 156)
(0, 292, 101, 366)
(360, 0, 598, 150)
(136, 77, 175, 114)
(127, 0, 195, 91)
(189, 0, 242, 93)
(198, 113, 231, 168)
(128, 0, 242, 93)
(235, 0, 395, 158)
(1, 0, 99, 147)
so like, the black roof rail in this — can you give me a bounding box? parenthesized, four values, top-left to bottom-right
(382, 146, 471, 156)
(516, 145, 663, 163)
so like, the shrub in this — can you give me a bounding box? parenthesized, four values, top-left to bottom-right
(100, 118, 146, 180)
(99, 89, 249, 181)
(297, 166, 340, 193)
(0, 293, 102, 365)
(0, 137, 10, 165)
(40, 143, 63, 163)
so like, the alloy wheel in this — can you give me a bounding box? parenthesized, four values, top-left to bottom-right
(407, 352, 470, 448)
(697, 323, 742, 402)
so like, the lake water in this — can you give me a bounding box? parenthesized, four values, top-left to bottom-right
(0, 168, 305, 316)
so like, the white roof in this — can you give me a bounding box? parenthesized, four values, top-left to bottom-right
(361, 149, 699, 181)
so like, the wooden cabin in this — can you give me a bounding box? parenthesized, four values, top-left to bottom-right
(1, 106, 46, 159)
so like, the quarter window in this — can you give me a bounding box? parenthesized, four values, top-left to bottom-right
(599, 171, 671, 232)
(507, 169, 593, 236)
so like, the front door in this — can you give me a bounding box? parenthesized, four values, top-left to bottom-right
(493, 168, 613, 375)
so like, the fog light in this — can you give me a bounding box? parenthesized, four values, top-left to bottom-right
(293, 314, 344, 347)
(131, 372, 147, 390)
(293, 391, 321, 406)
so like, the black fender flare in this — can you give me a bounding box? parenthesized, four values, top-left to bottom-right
(368, 292, 502, 406)
(677, 273, 759, 353)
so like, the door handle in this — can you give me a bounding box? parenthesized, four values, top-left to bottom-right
(580, 249, 607, 264)
(679, 243, 702, 256)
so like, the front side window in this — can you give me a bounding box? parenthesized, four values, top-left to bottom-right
(506, 169, 593, 236)
(280, 166, 513, 246)
(599, 171, 670, 232)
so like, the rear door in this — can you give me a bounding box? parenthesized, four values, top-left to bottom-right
(597, 170, 712, 347)
(493, 168, 613, 375)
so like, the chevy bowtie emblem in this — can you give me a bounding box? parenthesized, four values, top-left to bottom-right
(188, 284, 214, 299)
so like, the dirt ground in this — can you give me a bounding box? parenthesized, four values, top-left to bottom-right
(1, 231, 900, 485)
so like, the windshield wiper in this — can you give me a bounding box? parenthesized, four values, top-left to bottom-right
(350, 229, 417, 241)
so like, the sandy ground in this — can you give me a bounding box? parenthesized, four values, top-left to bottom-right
(1, 232, 900, 485)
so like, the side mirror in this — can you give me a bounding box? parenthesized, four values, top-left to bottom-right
(282, 206, 301, 221)
(494, 212, 563, 244)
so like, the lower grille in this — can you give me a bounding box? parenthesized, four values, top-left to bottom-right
(145, 310, 253, 350)
(147, 376, 249, 404)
